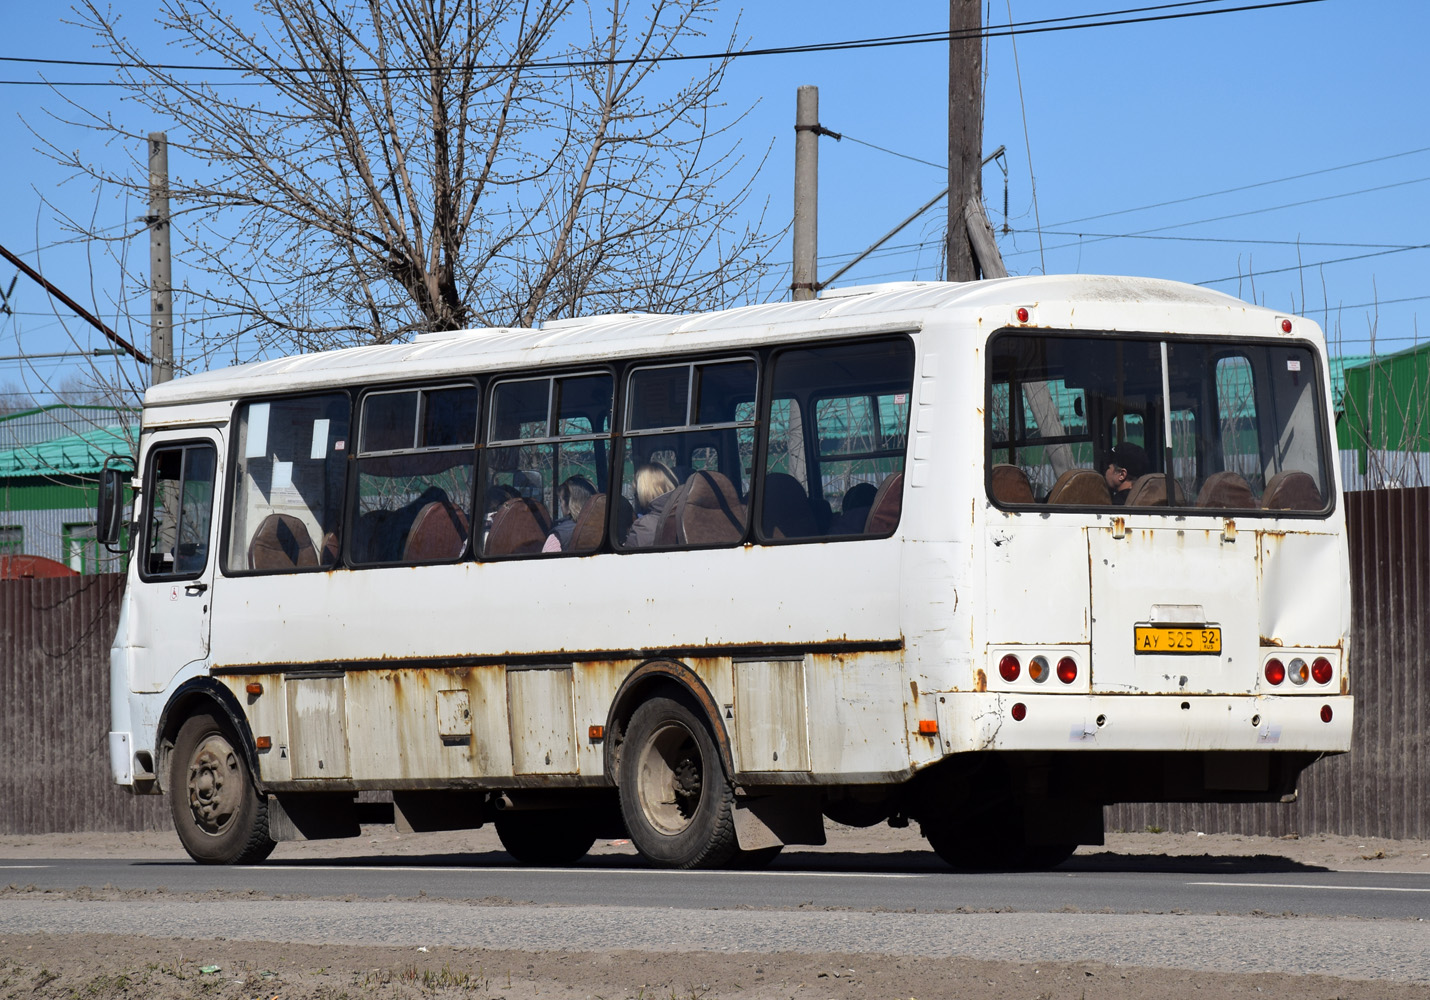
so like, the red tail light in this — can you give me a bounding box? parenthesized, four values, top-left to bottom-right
(999, 654, 1021, 682)
(1321, 705, 1333, 723)
(1264, 658, 1285, 685)
(1011, 702, 1027, 721)
(1056, 657, 1078, 684)
(1311, 657, 1332, 685)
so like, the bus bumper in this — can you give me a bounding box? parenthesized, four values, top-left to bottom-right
(934, 692, 1353, 755)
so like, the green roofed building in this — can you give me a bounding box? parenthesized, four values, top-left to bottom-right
(1337, 345, 1430, 489)
(0, 405, 137, 573)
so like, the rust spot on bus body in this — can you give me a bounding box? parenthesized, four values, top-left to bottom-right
(974, 668, 987, 693)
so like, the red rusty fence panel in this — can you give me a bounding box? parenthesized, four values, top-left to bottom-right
(4, 489, 1427, 839)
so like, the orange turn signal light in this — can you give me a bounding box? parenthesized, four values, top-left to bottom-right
(917, 719, 938, 735)
(588, 725, 605, 742)
(246, 682, 263, 696)
(255, 736, 272, 750)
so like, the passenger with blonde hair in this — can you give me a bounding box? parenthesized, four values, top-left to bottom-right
(624, 461, 679, 547)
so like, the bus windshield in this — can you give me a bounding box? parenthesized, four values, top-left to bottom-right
(988, 331, 1333, 513)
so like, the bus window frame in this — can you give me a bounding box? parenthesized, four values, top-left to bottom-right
(983, 328, 1337, 518)
(751, 334, 915, 546)
(615, 354, 760, 552)
(220, 389, 355, 578)
(480, 367, 617, 560)
(346, 379, 481, 568)
(139, 437, 219, 584)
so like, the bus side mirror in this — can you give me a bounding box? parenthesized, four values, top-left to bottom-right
(97, 463, 129, 548)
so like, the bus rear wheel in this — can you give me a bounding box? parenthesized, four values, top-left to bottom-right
(169, 712, 275, 865)
(619, 695, 739, 869)
(494, 810, 598, 865)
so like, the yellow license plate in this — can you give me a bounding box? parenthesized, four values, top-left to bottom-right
(1134, 625, 1221, 654)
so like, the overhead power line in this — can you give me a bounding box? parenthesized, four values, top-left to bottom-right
(0, 0, 1325, 87)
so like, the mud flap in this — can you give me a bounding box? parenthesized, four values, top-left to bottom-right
(732, 792, 827, 851)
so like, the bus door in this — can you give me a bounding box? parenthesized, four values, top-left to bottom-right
(1087, 522, 1259, 695)
(132, 433, 222, 693)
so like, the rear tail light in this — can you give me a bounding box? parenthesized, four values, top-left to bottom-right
(1311, 657, 1333, 685)
(1321, 705, 1334, 723)
(1028, 655, 1049, 682)
(1011, 702, 1027, 721)
(1288, 657, 1309, 685)
(1264, 658, 1285, 685)
(999, 654, 1021, 682)
(1056, 657, 1078, 684)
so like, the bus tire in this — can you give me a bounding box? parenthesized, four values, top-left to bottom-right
(494, 810, 598, 865)
(619, 694, 739, 869)
(169, 712, 275, 865)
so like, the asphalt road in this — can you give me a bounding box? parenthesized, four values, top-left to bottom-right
(4, 850, 1430, 920)
(3, 852, 1429, 982)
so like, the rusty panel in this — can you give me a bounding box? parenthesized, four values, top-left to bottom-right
(734, 657, 810, 772)
(0, 574, 168, 834)
(507, 666, 576, 774)
(286, 676, 350, 778)
(1109, 488, 1430, 840)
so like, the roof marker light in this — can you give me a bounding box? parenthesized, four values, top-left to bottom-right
(1016, 307, 1030, 323)
(1281, 318, 1293, 333)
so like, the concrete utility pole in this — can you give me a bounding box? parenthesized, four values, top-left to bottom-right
(148, 132, 173, 384)
(947, 0, 1006, 281)
(791, 85, 820, 301)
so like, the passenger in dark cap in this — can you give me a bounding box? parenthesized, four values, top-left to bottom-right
(1104, 442, 1149, 505)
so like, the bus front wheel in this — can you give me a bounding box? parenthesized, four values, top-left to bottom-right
(618, 695, 739, 869)
(169, 712, 276, 865)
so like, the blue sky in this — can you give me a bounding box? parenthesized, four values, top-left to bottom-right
(2, 0, 1427, 403)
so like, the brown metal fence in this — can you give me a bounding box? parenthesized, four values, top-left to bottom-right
(4, 489, 1428, 838)
(1110, 487, 1430, 840)
(0, 574, 168, 834)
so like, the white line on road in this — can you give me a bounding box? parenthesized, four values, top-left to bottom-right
(0, 865, 49, 870)
(1189, 881, 1430, 893)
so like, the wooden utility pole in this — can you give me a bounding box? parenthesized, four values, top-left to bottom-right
(148, 132, 173, 384)
(791, 86, 819, 301)
(947, 0, 1006, 281)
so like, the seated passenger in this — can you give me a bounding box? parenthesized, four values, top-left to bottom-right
(543, 475, 597, 553)
(624, 461, 679, 548)
(1104, 443, 1149, 506)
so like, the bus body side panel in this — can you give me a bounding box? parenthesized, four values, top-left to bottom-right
(207, 541, 914, 788)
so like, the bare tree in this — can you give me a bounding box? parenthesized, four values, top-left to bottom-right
(40, 0, 774, 368)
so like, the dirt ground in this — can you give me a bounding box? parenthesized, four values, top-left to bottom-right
(3, 825, 1429, 1000)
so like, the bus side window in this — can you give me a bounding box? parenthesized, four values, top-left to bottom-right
(617, 359, 756, 550)
(758, 338, 914, 541)
(481, 372, 613, 557)
(349, 385, 475, 566)
(227, 394, 351, 573)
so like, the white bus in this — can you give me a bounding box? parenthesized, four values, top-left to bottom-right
(102, 275, 1353, 869)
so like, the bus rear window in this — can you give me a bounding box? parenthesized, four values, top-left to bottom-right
(987, 332, 1332, 514)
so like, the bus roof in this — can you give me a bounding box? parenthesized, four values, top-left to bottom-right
(145, 275, 1288, 407)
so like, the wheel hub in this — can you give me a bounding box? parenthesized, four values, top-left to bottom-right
(186, 735, 241, 835)
(636, 722, 705, 835)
